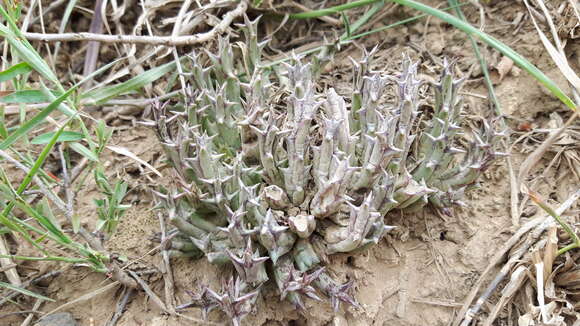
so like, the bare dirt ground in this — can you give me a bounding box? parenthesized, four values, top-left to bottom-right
(1, 1, 579, 325)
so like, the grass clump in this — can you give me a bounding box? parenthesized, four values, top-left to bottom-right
(0, 1, 173, 299)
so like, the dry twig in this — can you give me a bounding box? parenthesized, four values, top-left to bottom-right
(0, 237, 22, 287)
(128, 271, 167, 312)
(105, 287, 135, 326)
(20, 297, 43, 326)
(22, 1, 248, 46)
(157, 210, 176, 314)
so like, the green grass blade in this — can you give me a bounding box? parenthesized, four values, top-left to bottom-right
(69, 142, 99, 162)
(264, 3, 462, 68)
(0, 62, 32, 83)
(0, 254, 87, 264)
(0, 121, 72, 250)
(0, 88, 75, 150)
(0, 55, 125, 150)
(0, 281, 55, 302)
(11, 198, 72, 246)
(289, 0, 382, 19)
(39, 83, 77, 117)
(347, 3, 465, 41)
(53, 0, 79, 59)
(82, 61, 177, 104)
(30, 131, 84, 144)
(342, 0, 385, 39)
(0, 23, 60, 87)
(448, 0, 502, 120)
(390, 0, 577, 110)
(9, 121, 70, 206)
(342, 12, 352, 38)
(0, 89, 53, 104)
(529, 190, 580, 256)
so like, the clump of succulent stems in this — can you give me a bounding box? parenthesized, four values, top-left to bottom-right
(148, 17, 503, 324)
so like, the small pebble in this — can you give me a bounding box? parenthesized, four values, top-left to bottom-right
(332, 315, 348, 326)
(35, 312, 78, 326)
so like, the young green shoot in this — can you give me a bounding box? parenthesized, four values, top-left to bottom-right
(529, 190, 580, 256)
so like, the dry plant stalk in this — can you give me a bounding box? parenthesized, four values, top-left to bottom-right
(21, 1, 249, 46)
(147, 18, 503, 324)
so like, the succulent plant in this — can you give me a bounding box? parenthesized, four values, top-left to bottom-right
(147, 17, 504, 324)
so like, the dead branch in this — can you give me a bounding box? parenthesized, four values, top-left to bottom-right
(21, 1, 248, 46)
(105, 287, 135, 326)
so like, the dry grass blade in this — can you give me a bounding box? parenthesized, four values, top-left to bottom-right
(106, 145, 163, 177)
(507, 155, 520, 226)
(171, 0, 192, 97)
(20, 297, 43, 326)
(543, 227, 558, 282)
(0, 263, 16, 273)
(52, 0, 78, 61)
(518, 0, 580, 192)
(83, 0, 105, 78)
(481, 265, 527, 326)
(156, 210, 176, 314)
(44, 281, 120, 315)
(517, 111, 579, 191)
(454, 189, 580, 326)
(532, 252, 548, 323)
(0, 237, 21, 286)
(523, 0, 580, 91)
(30, 0, 67, 25)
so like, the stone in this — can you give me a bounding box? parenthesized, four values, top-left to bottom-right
(35, 312, 78, 326)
